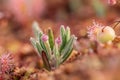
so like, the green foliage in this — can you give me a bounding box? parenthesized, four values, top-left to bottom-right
(30, 22, 76, 71)
(48, 28, 54, 50)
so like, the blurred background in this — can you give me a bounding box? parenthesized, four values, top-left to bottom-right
(0, 0, 120, 80)
(0, 0, 120, 55)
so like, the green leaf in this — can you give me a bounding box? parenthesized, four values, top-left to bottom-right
(48, 28, 54, 50)
(61, 35, 74, 56)
(60, 25, 66, 53)
(60, 35, 75, 63)
(66, 27, 70, 42)
(42, 51, 51, 71)
(44, 41, 52, 57)
(30, 37, 37, 49)
(36, 42, 43, 55)
(38, 32, 43, 40)
(32, 21, 43, 39)
(61, 48, 73, 63)
(39, 37, 50, 60)
(53, 43, 60, 67)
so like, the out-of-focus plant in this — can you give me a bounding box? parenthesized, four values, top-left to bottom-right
(69, 0, 82, 13)
(30, 21, 76, 71)
(91, 0, 106, 17)
(7, 0, 46, 23)
(87, 21, 116, 43)
(107, 0, 117, 5)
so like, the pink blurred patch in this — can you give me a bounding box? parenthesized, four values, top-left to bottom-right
(107, 0, 116, 5)
(7, 0, 46, 23)
(41, 34, 48, 42)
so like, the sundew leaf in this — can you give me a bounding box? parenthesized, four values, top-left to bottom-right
(48, 28, 54, 50)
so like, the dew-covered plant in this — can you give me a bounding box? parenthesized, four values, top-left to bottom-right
(30, 21, 76, 71)
(87, 20, 116, 43)
(0, 53, 15, 79)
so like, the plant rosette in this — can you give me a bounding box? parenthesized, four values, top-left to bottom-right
(30, 21, 76, 71)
